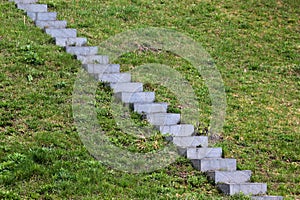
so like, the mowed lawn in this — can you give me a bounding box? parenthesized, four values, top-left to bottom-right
(0, 0, 299, 199)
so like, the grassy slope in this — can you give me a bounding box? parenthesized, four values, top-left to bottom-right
(1, 0, 299, 199)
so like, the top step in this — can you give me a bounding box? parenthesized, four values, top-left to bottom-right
(17, 4, 47, 12)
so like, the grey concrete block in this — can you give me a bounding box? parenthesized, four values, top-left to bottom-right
(158, 124, 194, 137)
(114, 92, 155, 103)
(66, 46, 98, 56)
(95, 73, 131, 83)
(45, 28, 77, 38)
(27, 12, 56, 21)
(251, 196, 283, 200)
(110, 82, 143, 93)
(133, 103, 168, 114)
(11, 0, 38, 4)
(83, 64, 120, 74)
(17, 4, 47, 12)
(191, 158, 237, 172)
(187, 147, 222, 159)
(173, 136, 208, 148)
(55, 37, 87, 47)
(218, 183, 267, 195)
(207, 170, 251, 184)
(35, 20, 67, 29)
(146, 113, 180, 126)
(77, 55, 109, 64)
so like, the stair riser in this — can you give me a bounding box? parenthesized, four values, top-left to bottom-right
(158, 125, 194, 137)
(191, 159, 236, 172)
(251, 196, 283, 200)
(187, 148, 222, 159)
(83, 64, 120, 74)
(27, 12, 56, 21)
(66, 47, 98, 56)
(207, 170, 252, 184)
(218, 183, 267, 195)
(134, 103, 168, 114)
(46, 29, 77, 38)
(11, 0, 38, 4)
(115, 92, 155, 104)
(146, 114, 180, 126)
(96, 73, 131, 83)
(77, 55, 109, 64)
(17, 4, 47, 12)
(55, 37, 87, 47)
(36, 20, 67, 29)
(173, 136, 208, 148)
(110, 83, 143, 93)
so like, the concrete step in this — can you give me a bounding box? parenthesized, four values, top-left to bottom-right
(83, 64, 120, 74)
(218, 183, 267, 195)
(133, 103, 168, 114)
(35, 20, 67, 29)
(191, 158, 237, 172)
(66, 46, 98, 56)
(173, 136, 208, 148)
(55, 37, 87, 47)
(187, 147, 222, 159)
(146, 113, 180, 126)
(95, 73, 131, 83)
(45, 28, 77, 38)
(77, 55, 109, 64)
(27, 12, 56, 21)
(110, 82, 143, 93)
(158, 124, 194, 137)
(252, 196, 283, 200)
(114, 92, 155, 104)
(10, 0, 38, 4)
(206, 170, 252, 184)
(17, 4, 47, 12)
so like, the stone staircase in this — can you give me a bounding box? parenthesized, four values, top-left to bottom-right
(9, 1, 283, 199)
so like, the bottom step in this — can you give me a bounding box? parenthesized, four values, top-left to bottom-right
(218, 183, 267, 195)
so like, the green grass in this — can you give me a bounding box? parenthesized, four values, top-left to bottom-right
(1, 0, 299, 199)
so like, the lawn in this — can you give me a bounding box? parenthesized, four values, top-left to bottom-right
(0, 0, 299, 199)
